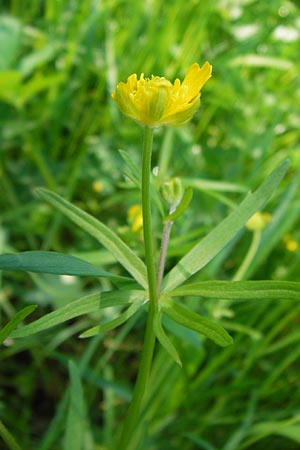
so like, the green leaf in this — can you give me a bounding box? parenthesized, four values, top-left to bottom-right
(0, 251, 130, 281)
(35, 188, 147, 288)
(230, 54, 294, 70)
(162, 160, 289, 292)
(170, 280, 300, 301)
(0, 305, 37, 345)
(165, 187, 193, 222)
(0, 420, 23, 450)
(64, 361, 85, 450)
(162, 299, 233, 347)
(154, 310, 182, 366)
(182, 177, 247, 193)
(244, 418, 300, 447)
(10, 290, 144, 338)
(79, 300, 144, 338)
(0, 16, 21, 70)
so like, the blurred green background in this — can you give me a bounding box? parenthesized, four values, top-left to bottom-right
(1, 0, 300, 449)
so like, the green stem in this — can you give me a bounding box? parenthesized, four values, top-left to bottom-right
(233, 229, 261, 281)
(117, 126, 157, 449)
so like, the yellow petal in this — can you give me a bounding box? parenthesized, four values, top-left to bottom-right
(182, 62, 212, 100)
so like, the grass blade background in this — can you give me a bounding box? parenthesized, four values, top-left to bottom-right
(64, 361, 86, 450)
(0, 305, 37, 345)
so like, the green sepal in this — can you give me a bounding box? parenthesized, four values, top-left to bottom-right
(165, 186, 193, 222)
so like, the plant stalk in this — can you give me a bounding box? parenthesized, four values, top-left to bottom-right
(117, 126, 157, 449)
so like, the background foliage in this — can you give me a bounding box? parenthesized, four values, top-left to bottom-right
(1, 0, 300, 449)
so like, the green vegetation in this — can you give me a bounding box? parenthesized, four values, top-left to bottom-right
(1, 1, 300, 449)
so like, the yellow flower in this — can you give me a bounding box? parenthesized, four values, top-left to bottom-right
(283, 234, 298, 252)
(111, 62, 212, 127)
(128, 205, 143, 233)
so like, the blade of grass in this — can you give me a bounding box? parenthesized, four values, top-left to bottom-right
(162, 160, 289, 292)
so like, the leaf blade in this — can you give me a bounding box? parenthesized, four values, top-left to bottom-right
(163, 300, 233, 347)
(0, 251, 130, 280)
(154, 310, 182, 366)
(170, 280, 300, 301)
(10, 290, 144, 338)
(79, 300, 143, 338)
(35, 188, 147, 288)
(64, 361, 85, 450)
(162, 160, 289, 292)
(0, 305, 37, 345)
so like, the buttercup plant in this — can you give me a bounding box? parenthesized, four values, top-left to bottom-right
(0, 62, 299, 450)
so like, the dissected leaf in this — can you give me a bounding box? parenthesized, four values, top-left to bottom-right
(36, 188, 147, 288)
(162, 299, 233, 347)
(10, 290, 144, 338)
(0, 251, 130, 280)
(162, 160, 289, 292)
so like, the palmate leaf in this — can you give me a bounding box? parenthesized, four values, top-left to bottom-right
(162, 298, 233, 347)
(170, 280, 300, 301)
(161, 161, 289, 293)
(80, 300, 144, 338)
(10, 290, 144, 338)
(0, 251, 130, 280)
(35, 188, 147, 288)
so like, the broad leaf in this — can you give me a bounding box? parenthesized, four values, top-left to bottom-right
(170, 280, 300, 300)
(0, 251, 130, 280)
(162, 160, 289, 292)
(80, 300, 144, 337)
(162, 299, 233, 347)
(0, 305, 37, 345)
(10, 290, 144, 338)
(154, 310, 182, 366)
(36, 188, 147, 288)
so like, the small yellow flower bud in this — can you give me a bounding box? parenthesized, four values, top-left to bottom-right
(283, 235, 298, 252)
(92, 180, 104, 193)
(161, 177, 184, 209)
(111, 62, 212, 127)
(246, 212, 271, 231)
